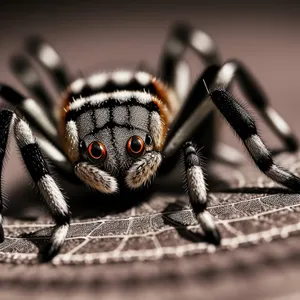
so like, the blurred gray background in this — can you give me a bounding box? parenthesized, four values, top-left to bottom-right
(0, 0, 299, 194)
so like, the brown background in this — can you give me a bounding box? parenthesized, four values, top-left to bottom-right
(0, 1, 300, 299)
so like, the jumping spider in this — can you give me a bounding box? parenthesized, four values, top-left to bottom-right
(0, 22, 299, 262)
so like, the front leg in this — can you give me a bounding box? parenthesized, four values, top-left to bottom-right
(0, 109, 70, 262)
(182, 141, 220, 245)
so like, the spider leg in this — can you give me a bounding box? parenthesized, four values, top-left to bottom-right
(170, 59, 191, 103)
(25, 36, 72, 93)
(0, 85, 75, 179)
(164, 60, 298, 159)
(182, 141, 220, 244)
(36, 134, 77, 180)
(210, 89, 300, 191)
(164, 64, 219, 149)
(0, 84, 58, 146)
(0, 111, 12, 242)
(0, 109, 70, 261)
(159, 22, 221, 101)
(10, 54, 54, 110)
(161, 24, 297, 161)
(160, 65, 219, 173)
(217, 60, 298, 152)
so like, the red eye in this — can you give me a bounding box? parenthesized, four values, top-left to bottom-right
(87, 141, 107, 162)
(127, 136, 145, 157)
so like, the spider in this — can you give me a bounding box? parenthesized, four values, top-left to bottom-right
(0, 22, 299, 262)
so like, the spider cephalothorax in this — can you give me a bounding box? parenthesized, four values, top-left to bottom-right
(0, 22, 299, 262)
(61, 71, 176, 192)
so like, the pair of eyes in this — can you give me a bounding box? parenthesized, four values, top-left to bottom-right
(87, 135, 152, 162)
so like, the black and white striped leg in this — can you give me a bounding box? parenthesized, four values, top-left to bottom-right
(159, 22, 221, 93)
(183, 142, 220, 245)
(161, 65, 219, 173)
(171, 60, 191, 102)
(164, 65, 219, 148)
(10, 54, 54, 110)
(0, 110, 70, 261)
(0, 84, 74, 179)
(216, 60, 298, 152)
(0, 110, 12, 242)
(210, 89, 300, 191)
(26, 36, 71, 92)
(0, 84, 58, 147)
(164, 60, 299, 159)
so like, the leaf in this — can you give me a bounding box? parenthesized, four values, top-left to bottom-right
(1, 151, 300, 265)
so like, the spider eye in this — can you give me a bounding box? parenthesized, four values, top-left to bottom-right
(127, 135, 145, 157)
(87, 141, 107, 162)
(145, 134, 152, 146)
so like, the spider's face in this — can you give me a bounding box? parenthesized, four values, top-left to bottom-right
(64, 92, 168, 194)
(78, 128, 162, 189)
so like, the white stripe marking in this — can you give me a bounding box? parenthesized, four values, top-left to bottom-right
(37, 137, 68, 163)
(174, 60, 190, 102)
(38, 175, 69, 216)
(244, 135, 269, 161)
(190, 30, 216, 56)
(135, 72, 152, 85)
(52, 224, 69, 248)
(70, 78, 85, 94)
(150, 112, 163, 148)
(197, 211, 217, 231)
(265, 106, 291, 136)
(214, 61, 236, 87)
(187, 166, 207, 204)
(111, 70, 133, 85)
(65, 120, 79, 161)
(163, 98, 214, 157)
(245, 135, 294, 185)
(266, 164, 293, 184)
(70, 97, 87, 110)
(14, 119, 35, 148)
(87, 73, 109, 88)
(39, 44, 61, 69)
(22, 98, 57, 137)
(69, 91, 153, 111)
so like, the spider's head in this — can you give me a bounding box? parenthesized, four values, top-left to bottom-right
(64, 91, 168, 194)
